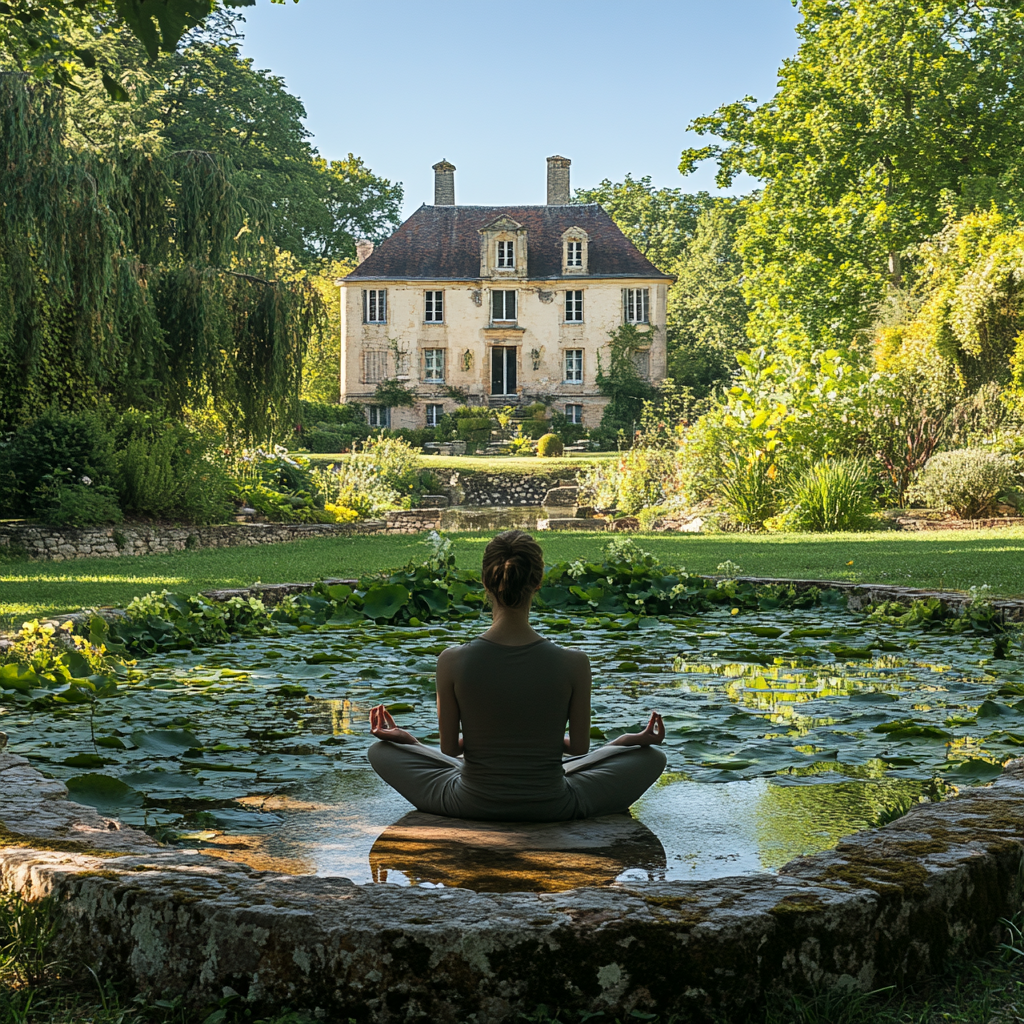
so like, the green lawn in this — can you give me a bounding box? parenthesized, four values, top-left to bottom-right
(2, 526, 1023, 629)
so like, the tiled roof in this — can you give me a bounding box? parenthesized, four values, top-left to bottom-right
(346, 204, 673, 281)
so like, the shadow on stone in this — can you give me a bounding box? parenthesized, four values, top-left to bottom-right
(368, 811, 667, 892)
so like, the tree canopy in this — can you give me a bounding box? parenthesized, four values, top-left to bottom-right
(681, 0, 1024, 354)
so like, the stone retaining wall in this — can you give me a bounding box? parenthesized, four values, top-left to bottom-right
(438, 470, 574, 506)
(0, 510, 443, 563)
(2, 735, 1022, 1023)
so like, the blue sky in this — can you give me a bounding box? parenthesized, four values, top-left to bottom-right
(239, 0, 802, 216)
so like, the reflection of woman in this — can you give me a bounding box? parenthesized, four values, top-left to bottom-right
(368, 531, 666, 822)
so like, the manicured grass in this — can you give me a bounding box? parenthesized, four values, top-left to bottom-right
(302, 452, 619, 473)
(2, 526, 1023, 629)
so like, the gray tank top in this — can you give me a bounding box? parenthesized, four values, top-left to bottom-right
(453, 636, 576, 800)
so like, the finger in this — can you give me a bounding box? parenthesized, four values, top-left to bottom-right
(385, 709, 397, 729)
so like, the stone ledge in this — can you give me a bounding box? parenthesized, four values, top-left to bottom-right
(2, 738, 1023, 1022)
(713, 575, 1024, 622)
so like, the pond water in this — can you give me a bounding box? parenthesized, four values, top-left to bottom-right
(9, 607, 1023, 892)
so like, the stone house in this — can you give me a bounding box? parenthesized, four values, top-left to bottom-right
(339, 156, 673, 430)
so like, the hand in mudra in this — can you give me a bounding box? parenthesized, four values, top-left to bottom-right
(369, 704, 419, 745)
(614, 711, 666, 747)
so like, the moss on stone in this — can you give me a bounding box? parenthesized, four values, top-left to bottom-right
(0, 822, 129, 859)
(822, 852, 930, 896)
(769, 894, 826, 916)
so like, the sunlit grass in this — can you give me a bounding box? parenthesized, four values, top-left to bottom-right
(2, 526, 1023, 629)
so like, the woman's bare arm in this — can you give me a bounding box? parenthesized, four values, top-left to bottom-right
(564, 651, 592, 756)
(435, 647, 463, 757)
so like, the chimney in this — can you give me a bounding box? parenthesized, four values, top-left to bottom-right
(546, 155, 571, 204)
(355, 239, 374, 264)
(433, 159, 456, 205)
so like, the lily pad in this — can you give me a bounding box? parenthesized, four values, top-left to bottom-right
(66, 774, 144, 812)
(130, 729, 201, 754)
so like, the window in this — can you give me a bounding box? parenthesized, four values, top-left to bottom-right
(491, 289, 517, 322)
(424, 290, 443, 322)
(497, 240, 515, 269)
(363, 289, 387, 323)
(423, 348, 445, 382)
(564, 349, 583, 383)
(367, 405, 389, 428)
(566, 240, 583, 267)
(565, 290, 583, 322)
(426, 403, 444, 428)
(624, 288, 649, 324)
(565, 404, 583, 425)
(361, 350, 389, 383)
(632, 350, 651, 378)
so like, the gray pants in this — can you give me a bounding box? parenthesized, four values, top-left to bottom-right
(368, 741, 667, 822)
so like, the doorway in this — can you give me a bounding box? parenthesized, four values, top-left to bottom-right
(490, 346, 517, 396)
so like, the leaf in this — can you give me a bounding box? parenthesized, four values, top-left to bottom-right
(101, 72, 130, 102)
(945, 759, 1003, 783)
(386, 702, 415, 713)
(746, 626, 783, 638)
(96, 736, 127, 750)
(62, 753, 107, 768)
(130, 729, 201, 754)
(66, 774, 144, 812)
(978, 700, 1022, 718)
(362, 584, 411, 621)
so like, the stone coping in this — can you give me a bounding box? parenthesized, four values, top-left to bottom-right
(2, 734, 1023, 1022)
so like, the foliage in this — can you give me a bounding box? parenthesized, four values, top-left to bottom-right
(227, 445, 334, 523)
(507, 429, 536, 456)
(114, 412, 233, 524)
(681, 0, 1024, 353)
(0, 74, 324, 436)
(548, 411, 586, 446)
(0, 891, 61, 988)
(0, 407, 121, 524)
(716, 458, 778, 531)
(536, 433, 564, 458)
(667, 202, 750, 398)
(0, 0, 296, 93)
(593, 323, 658, 448)
(908, 449, 1019, 519)
(374, 378, 418, 409)
(772, 458, 877, 533)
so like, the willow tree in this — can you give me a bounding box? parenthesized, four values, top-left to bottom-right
(0, 72, 323, 436)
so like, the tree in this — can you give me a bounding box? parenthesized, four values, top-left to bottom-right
(577, 175, 750, 398)
(667, 202, 749, 397)
(0, 0, 296, 96)
(59, 14, 403, 265)
(0, 73, 322, 435)
(681, 0, 1024, 354)
(574, 175, 714, 269)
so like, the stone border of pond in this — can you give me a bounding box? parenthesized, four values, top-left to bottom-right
(1, 731, 1022, 1023)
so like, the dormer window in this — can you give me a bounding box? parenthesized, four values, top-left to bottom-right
(497, 240, 515, 269)
(561, 228, 589, 273)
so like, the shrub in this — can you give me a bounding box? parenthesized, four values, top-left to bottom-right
(517, 418, 551, 440)
(537, 433, 564, 458)
(780, 458, 876, 532)
(907, 449, 1019, 518)
(715, 458, 778, 530)
(508, 429, 535, 456)
(0, 408, 121, 524)
(114, 413, 232, 524)
(549, 411, 587, 445)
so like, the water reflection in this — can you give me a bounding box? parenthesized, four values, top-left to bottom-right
(368, 811, 667, 892)
(198, 767, 932, 890)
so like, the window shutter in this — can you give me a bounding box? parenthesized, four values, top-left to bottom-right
(492, 290, 502, 321)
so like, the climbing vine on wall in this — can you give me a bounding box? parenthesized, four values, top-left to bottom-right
(0, 73, 324, 436)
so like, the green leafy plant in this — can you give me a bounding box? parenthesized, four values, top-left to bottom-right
(907, 449, 1018, 519)
(780, 458, 877, 533)
(537, 433, 564, 458)
(0, 891, 62, 988)
(715, 457, 778, 530)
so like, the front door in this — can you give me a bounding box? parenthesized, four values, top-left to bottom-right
(490, 346, 517, 396)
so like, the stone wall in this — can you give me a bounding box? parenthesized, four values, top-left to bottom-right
(2, 734, 1023, 1023)
(0, 510, 443, 563)
(438, 469, 574, 506)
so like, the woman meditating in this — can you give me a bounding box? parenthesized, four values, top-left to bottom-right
(367, 530, 666, 822)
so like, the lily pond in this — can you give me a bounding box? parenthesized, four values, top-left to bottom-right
(7, 603, 1024, 892)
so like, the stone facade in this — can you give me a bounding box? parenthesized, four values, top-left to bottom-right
(0, 511, 443, 563)
(341, 158, 672, 431)
(2, 734, 1023, 1022)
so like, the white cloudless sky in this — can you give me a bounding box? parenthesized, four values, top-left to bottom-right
(238, 0, 802, 217)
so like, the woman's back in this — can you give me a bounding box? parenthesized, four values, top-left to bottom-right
(453, 637, 575, 799)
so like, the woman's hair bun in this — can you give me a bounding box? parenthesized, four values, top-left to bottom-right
(481, 530, 545, 609)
